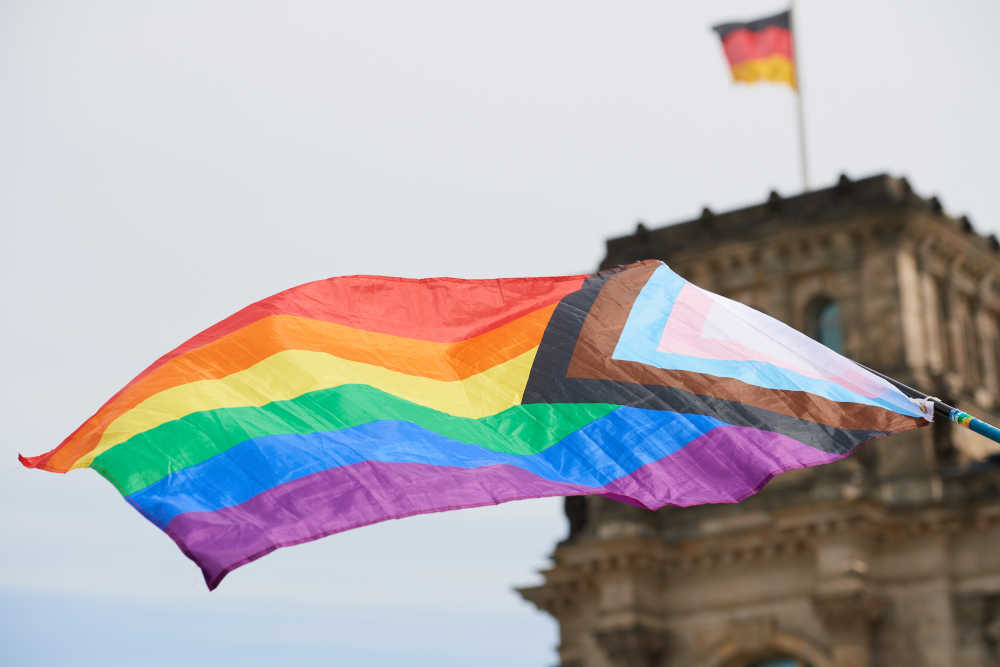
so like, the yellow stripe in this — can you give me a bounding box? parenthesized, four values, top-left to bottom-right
(731, 55, 796, 89)
(73, 347, 539, 469)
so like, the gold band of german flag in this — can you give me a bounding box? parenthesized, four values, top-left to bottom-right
(712, 10, 796, 89)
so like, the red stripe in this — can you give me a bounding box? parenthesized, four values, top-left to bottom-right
(720, 26, 793, 67)
(20, 273, 587, 472)
(137, 274, 587, 381)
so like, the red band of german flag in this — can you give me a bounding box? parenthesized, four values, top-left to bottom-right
(712, 10, 796, 89)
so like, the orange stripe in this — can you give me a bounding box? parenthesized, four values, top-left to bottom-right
(33, 304, 557, 473)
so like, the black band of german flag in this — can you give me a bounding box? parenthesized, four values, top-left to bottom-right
(712, 10, 790, 40)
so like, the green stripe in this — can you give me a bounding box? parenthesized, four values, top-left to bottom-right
(92, 384, 619, 497)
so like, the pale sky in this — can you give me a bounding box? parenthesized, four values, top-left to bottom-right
(4, 1, 999, 665)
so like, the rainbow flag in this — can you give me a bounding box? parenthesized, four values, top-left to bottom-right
(21, 261, 927, 589)
(712, 10, 796, 89)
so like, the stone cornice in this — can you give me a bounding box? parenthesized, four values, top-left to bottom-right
(517, 576, 597, 615)
(525, 498, 1000, 589)
(602, 173, 1000, 277)
(909, 215, 1000, 300)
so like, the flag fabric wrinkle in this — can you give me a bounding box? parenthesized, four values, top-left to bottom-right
(21, 260, 928, 589)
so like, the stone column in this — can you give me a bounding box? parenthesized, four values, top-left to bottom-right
(919, 270, 946, 374)
(590, 538, 668, 667)
(974, 272, 999, 404)
(897, 248, 928, 378)
(811, 532, 885, 667)
(812, 587, 886, 667)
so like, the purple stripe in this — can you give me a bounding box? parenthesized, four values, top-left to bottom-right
(601, 424, 840, 507)
(163, 425, 843, 589)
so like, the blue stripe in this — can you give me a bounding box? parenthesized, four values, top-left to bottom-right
(128, 408, 725, 528)
(613, 265, 921, 417)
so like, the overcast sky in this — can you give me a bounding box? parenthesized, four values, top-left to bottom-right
(4, 1, 999, 666)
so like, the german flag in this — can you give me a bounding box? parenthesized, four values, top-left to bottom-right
(712, 10, 796, 89)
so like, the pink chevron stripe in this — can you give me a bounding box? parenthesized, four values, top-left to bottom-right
(656, 284, 887, 399)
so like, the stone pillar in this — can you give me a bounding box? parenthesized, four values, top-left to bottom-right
(919, 270, 946, 375)
(812, 588, 886, 667)
(897, 248, 928, 378)
(975, 309, 999, 400)
(974, 272, 999, 404)
(592, 559, 665, 667)
(588, 537, 668, 667)
(811, 532, 885, 667)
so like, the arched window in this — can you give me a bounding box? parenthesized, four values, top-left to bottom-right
(807, 296, 843, 353)
(748, 657, 811, 667)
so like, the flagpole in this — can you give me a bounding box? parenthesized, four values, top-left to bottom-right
(858, 363, 1000, 446)
(790, 0, 810, 192)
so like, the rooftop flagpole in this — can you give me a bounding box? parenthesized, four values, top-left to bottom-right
(711, 8, 804, 188)
(790, 0, 810, 192)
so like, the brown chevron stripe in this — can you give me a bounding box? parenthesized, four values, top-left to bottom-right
(565, 264, 921, 433)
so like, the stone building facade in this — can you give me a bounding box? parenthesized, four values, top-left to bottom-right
(518, 174, 1000, 667)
